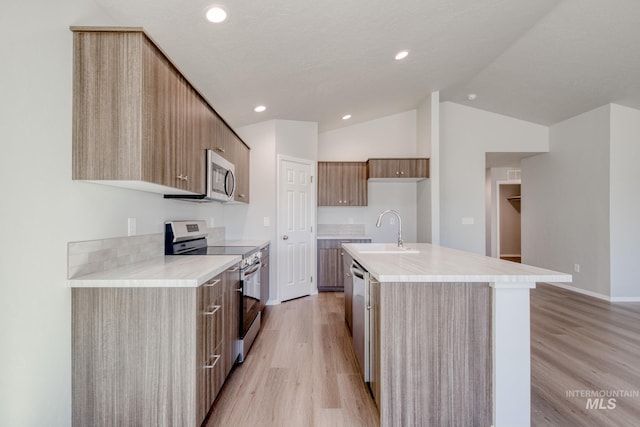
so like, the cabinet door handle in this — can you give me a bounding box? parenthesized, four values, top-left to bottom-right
(203, 354, 221, 369)
(238, 194, 246, 198)
(216, 147, 225, 153)
(366, 305, 372, 310)
(177, 174, 184, 181)
(282, 235, 289, 240)
(183, 175, 188, 181)
(400, 171, 405, 175)
(228, 266, 240, 272)
(235, 288, 243, 293)
(204, 305, 221, 315)
(204, 279, 221, 287)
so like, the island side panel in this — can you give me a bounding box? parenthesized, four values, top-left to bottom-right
(72, 287, 197, 426)
(378, 282, 492, 427)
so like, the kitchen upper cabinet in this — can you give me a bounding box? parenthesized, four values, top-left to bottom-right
(317, 162, 368, 206)
(72, 27, 250, 200)
(72, 28, 204, 195)
(368, 158, 429, 179)
(233, 136, 251, 203)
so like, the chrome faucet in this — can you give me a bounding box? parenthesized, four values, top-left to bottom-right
(375, 209, 403, 248)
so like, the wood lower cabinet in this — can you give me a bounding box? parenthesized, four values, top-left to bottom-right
(317, 162, 368, 206)
(342, 250, 354, 331)
(223, 264, 241, 376)
(198, 275, 225, 423)
(368, 158, 429, 179)
(72, 265, 240, 427)
(370, 281, 491, 426)
(317, 238, 370, 291)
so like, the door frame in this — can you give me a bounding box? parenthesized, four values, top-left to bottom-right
(495, 179, 521, 259)
(276, 154, 317, 303)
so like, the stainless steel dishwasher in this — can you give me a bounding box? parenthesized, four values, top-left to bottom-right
(351, 260, 369, 381)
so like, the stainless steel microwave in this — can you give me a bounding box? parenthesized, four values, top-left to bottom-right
(206, 149, 235, 202)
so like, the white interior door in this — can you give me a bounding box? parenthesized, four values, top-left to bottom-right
(278, 157, 314, 302)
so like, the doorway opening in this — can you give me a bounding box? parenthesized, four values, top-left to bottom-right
(496, 180, 521, 263)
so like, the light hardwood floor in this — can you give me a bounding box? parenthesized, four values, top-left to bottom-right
(207, 285, 640, 426)
(206, 292, 379, 426)
(531, 284, 640, 426)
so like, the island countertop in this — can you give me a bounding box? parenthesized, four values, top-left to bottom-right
(342, 242, 572, 283)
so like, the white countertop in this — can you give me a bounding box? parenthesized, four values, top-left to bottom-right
(342, 243, 572, 284)
(219, 240, 270, 249)
(68, 255, 241, 288)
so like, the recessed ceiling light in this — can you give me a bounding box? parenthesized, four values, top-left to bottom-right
(254, 105, 266, 113)
(342, 114, 352, 120)
(467, 93, 477, 101)
(394, 50, 409, 61)
(206, 6, 228, 23)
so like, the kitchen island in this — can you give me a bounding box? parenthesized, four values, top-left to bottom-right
(342, 243, 572, 427)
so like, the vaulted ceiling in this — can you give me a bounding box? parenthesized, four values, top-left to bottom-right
(94, 0, 640, 131)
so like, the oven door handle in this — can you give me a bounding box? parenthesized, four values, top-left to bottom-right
(243, 263, 261, 277)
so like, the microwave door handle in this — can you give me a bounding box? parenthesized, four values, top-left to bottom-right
(224, 170, 236, 199)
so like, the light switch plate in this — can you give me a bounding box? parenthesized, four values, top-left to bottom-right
(127, 218, 137, 236)
(263, 217, 270, 227)
(462, 217, 475, 225)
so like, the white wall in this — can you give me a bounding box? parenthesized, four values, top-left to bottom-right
(228, 120, 317, 303)
(609, 104, 640, 299)
(439, 102, 548, 254)
(317, 110, 421, 243)
(522, 105, 611, 296)
(0, 2, 226, 425)
(416, 94, 434, 243)
(318, 110, 417, 160)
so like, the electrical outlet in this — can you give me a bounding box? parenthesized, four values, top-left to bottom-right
(263, 217, 270, 227)
(574, 264, 580, 273)
(209, 217, 215, 228)
(127, 218, 137, 236)
(462, 217, 475, 225)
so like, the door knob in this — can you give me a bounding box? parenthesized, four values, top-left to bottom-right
(282, 235, 289, 240)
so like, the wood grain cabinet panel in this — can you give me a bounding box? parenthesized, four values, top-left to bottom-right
(233, 137, 251, 203)
(368, 158, 429, 179)
(317, 162, 368, 206)
(223, 264, 241, 376)
(317, 239, 370, 291)
(72, 27, 250, 199)
(72, 268, 237, 427)
(373, 281, 492, 426)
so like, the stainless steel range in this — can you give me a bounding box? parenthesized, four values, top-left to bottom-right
(165, 220, 264, 363)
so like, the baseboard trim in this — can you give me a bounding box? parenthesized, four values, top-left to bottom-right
(545, 282, 640, 302)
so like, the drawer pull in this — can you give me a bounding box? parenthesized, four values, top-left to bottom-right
(204, 305, 221, 315)
(204, 354, 221, 369)
(204, 279, 221, 287)
(228, 266, 240, 272)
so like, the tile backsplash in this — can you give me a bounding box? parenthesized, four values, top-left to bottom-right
(68, 227, 226, 278)
(317, 223, 366, 236)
